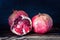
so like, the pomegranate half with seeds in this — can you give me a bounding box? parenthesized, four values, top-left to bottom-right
(32, 13, 53, 34)
(8, 10, 32, 35)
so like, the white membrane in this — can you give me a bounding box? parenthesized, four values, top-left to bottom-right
(23, 28, 26, 34)
(11, 28, 21, 35)
(21, 15, 32, 28)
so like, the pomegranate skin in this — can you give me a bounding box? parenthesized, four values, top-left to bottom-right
(32, 13, 53, 34)
(8, 10, 32, 35)
(8, 10, 28, 26)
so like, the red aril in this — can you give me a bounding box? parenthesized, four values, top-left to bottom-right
(8, 10, 32, 35)
(32, 13, 53, 34)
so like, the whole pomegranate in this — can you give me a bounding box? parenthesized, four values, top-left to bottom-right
(8, 10, 32, 35)
(32, 13, 53, 34)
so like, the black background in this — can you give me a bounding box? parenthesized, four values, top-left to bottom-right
(0, 0, 60, 32)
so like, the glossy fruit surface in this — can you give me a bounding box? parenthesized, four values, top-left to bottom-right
(32, 13, 53, 34)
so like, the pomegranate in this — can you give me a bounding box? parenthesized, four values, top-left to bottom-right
(32, 13, 53, 34)
(8, 10, 32, 35)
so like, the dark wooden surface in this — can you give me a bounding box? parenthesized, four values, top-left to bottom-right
(0, 32, 60, 40)
(0, 24, 60, 40)
(0, 29, 60, 40)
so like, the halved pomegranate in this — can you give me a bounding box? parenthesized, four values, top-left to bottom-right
(32, 13, 53, 34)
(8, 10, 32, 35)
